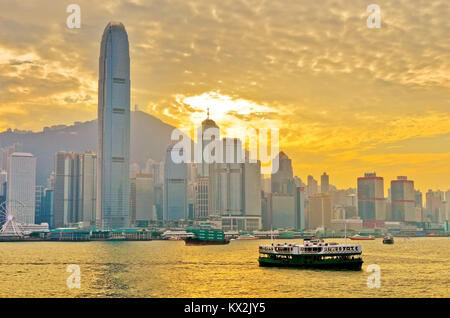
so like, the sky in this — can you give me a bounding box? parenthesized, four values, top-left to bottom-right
(0, 0, 450, 192)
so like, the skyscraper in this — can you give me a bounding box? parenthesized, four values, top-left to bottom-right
(197, 112, 220, 178)
(425, 190, 443, 223)
(391, 176, 415, 222)
(97, 22, 131, 229)
(307, 175, 318, 197)
(271, 152, 293, 194)
(130, 173, 155, 227)
(53, 151, 97, 228)
(307, 193, 332, 229)
(164, 144, 188, 221)
(357, 172, 386, 220)
(34, 185, 45, 224)
(320, 172, 329, 193)
(7, 152, 36, 224)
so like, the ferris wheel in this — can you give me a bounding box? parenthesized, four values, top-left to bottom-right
(0, 200, 27, 237)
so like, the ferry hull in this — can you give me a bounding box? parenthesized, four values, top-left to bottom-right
(258, 256, 363, 271)
(185, 238, 230, 246)
(350, 237, 375, 241)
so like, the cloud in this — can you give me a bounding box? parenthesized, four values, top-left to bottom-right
(0, 0, 449, 189)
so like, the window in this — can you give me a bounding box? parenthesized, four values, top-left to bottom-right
(113, 108, 125, 114)
(113, 77, 126, 84)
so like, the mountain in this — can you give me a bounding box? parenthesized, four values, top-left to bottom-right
(0, 111, 177, 186)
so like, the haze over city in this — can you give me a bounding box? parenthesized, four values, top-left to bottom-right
(1, 0, 450, 191)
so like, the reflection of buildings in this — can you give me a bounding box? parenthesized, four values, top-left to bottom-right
(7, 152, 36, 224)
(97, 22, 131, 229)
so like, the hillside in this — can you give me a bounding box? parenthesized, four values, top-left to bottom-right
(0, 111, 177, 185)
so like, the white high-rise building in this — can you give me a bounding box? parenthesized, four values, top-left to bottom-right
(7, 152, 36, 224)
(97, 22, 131, 229)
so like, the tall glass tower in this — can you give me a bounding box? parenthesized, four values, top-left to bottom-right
(97, 22, 130, 229)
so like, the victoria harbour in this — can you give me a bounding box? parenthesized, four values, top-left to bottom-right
(0, 238, 448, 298)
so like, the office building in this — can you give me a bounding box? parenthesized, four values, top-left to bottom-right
(271, 151, 293, 194)
(307, 193, 333, 229)
(357, 172, 386, 220)
(7, 152, 36, 224)
(163, 144, 188, 221)
(321, 172, 329, 193)
(97, 22, 131, 229)
(130, 173, 155, 227)
(391, 176, 415, 222)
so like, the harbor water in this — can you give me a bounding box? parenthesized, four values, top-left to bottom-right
(0, 237, 448, 297)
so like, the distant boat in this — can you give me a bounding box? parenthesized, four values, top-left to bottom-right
(382, 234, 394, 244)
(350, 234, 375, 241)
(236, 234, 258, 240)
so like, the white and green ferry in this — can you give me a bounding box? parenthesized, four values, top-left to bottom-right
(258, 238, 363, 270)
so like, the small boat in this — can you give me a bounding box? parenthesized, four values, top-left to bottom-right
(350, 234, 375, 241)
(236, 234, 258, 240)
(382, 234, 394, 244)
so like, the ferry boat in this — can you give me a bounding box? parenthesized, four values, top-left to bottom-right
(236, 234, 258, 240)
(258, 238, 363, 270)
(382, 234, 394, 244)
(350, 234, 375, 241)
(185, 228, 230, 246)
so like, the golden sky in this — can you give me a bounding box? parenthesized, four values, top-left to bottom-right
(1, 0, 450, 191)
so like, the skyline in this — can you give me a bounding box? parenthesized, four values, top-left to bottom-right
(1, 0, 450, 191)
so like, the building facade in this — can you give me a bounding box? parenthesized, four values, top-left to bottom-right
(53, 151, 97, 228)
(391, 176, 415, 222)
(130, 173, 154, 227)
(97, 22, 131, 229)
(7, 152, 36, 224)
(163, 145, 188, 221)
(357, 172, 386, 220)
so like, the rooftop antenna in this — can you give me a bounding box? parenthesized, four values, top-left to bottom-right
(207, 107, 210, 119)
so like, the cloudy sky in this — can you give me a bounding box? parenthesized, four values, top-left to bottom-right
(1, 0, 450, 191)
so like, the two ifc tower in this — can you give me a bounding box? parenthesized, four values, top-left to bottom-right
(97, 22, 131, 229)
